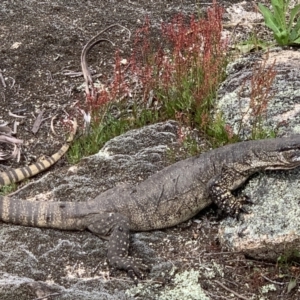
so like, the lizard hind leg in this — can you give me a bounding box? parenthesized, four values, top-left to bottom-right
(87, 212, 145, 282)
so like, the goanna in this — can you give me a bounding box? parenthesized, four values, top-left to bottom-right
(0, 134, 300, 282)
(0, 120, 77, 188)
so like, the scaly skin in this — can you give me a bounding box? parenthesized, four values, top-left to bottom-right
(1, 135, 300, 281)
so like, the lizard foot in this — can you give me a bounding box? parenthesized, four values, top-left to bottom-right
(229, 194, 254, 217)
(208, 169, 254, 218)
(209, 181, 252, 218)
(224, 194, 253, 218)
(109, 256, 147, 284)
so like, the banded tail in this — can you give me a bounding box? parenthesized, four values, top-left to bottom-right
(0, 195, 85, 230)
(0, 120, 77, 188)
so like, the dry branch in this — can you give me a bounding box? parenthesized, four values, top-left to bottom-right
(81, 24, 131, 97)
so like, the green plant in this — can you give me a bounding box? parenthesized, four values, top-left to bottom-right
(236, 33, 271, 53)
(68, 105, 161, 164)
(237, 55, 277, 139)
(258, 0, 300, 45)
(166, 129, 203, 162)
(277, 249, 300, 266)
(131, 3, 229, 138)
(0, 182, 17, 195)
(276, 250, 300, 293)
(207, 113, 239, 147)
(68, 2, 231, 163)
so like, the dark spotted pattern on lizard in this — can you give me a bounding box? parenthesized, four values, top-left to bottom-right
(1, 135, 300, 281)
(0, 120, 77, 188)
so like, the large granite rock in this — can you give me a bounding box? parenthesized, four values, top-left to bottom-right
(216, 49, 300, 263)
(216, 50, 300, 138)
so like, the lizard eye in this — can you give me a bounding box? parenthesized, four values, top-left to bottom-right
(281, 149, 300, 161)
(279, 141, 300, 151)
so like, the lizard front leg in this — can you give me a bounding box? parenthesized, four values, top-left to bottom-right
(207, 165, 252, 217)
(87, 212, 145, 282)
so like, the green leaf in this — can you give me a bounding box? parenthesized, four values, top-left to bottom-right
(288, 4, 300, 30)
(236, 43, 260, 54)
(274, 30, 289, 45)
(294, 17, 300, 31)
(259, 0, 300, 46)
(291, 36, 300, 44)
(289, 17, 300, 42)
(271, 0, 286, 29)
(258, 3, 281, 34)
(289, 28, 297, 41)
(287, 279, 297, 294)
(271, 0, 284, 11)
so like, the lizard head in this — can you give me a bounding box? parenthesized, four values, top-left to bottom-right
(263, 135, 300, 170)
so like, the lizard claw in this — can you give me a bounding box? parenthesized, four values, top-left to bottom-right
(236, 207, 250, 221)
(127, 267, 144, 285)
(240, 194, 254, 205)
(230, 194, 253, 218)
(109, 255, 147, 284)
(239, 205, 251, 215)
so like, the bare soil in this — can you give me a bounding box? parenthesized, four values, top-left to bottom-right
(1, 0, 299, 299)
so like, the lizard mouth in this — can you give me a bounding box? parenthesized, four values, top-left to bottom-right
(266, 159, 300, 170)
(264, 149, 300, 170)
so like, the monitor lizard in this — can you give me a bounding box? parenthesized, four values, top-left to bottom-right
(0, 119, 77, 188)
(0, 134, 300, 282)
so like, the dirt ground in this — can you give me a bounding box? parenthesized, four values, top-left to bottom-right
(1, 0, 300, 299)
(0, 0, 246, 166)
(1, 0, 214, 166)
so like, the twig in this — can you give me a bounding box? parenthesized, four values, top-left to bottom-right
(31, 110, 44, 134)
(8, 111, 26, 118)
(9, 76, 15, 88)
(205, 290, 231, 300)
(204, 251, 241, 256)
(62, 70, 84, 77)
(1, 92, 5, 102)
(46, 70, 53, 82)
(0, 135, 23, 145)
(12, 121, 20, 134)
(9, 180, 37, 196)
(0, 69, 6, 88)
(214, 280, 250, 300)
(224, 22, 241, 47)
(50, 115, 58, 136)
(0, 135, 23, 162)
(82, 37, 114, 97)
(33, 293, 61, 300)
(81, 24, 131, 97)
(261, 274, 285, 286)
